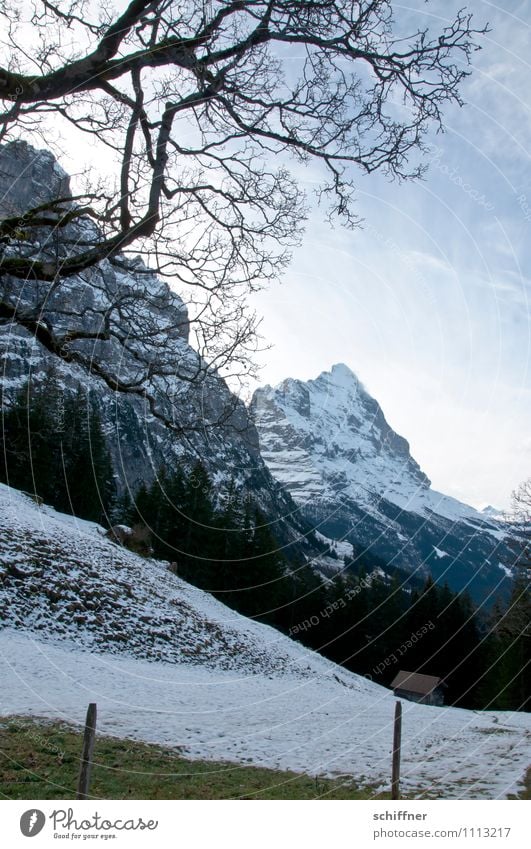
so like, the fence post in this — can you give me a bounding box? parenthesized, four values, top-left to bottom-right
(77, 703, 97, 800)
(391, 700, 402, 800)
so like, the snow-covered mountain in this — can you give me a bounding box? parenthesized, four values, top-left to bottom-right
(481, 505, 507, 521)
(1, 483, 529, 799)
(0, 140, 320, 558)
(251, 364, 516, 603)
(0, 141, 249, 487)
(1, 141, 517, 596)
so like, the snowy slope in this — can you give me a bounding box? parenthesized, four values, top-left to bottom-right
(1, 484, 530, 798)
(251, 365, 517, 602)
(0, 484, 311, 674)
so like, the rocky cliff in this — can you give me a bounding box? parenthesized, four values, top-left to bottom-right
(0, 140, 315, 557)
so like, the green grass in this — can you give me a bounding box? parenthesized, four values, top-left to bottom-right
(0, 716, 386, 800)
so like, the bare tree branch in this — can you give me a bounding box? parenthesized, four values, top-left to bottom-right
(0, 0, 486, 398)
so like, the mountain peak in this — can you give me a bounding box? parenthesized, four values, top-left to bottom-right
(313, 363, 369, 398)
(331, 362, 355, 377)
(251, 365, 513, 604)
(252, 361, 429, 508)
(481, 504, 504, 519)
(322, 362, 359, 385)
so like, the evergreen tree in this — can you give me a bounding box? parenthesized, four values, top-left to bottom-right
(1, 367, 65, 504)
(486, 579, 531, 711)
(221, 508, 291, 622)
(1, 375, 116, 523)
(402, 578, 485, 708)
(178, 461, 215, 579)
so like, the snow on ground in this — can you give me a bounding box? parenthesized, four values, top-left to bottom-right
(1, 631, 530, 800)
(1, 484, 530, 799)
(315, 530, 354, 560)
(0, 483, 320, 675)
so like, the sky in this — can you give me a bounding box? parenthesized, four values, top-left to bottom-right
(247, 0, 531, 510)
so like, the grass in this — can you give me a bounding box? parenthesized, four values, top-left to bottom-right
(0, 716, 386, 800)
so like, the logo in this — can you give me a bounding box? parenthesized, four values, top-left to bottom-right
(20, 809, 46, 837)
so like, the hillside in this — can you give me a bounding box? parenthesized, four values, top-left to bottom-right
(251, 364, 516, 603)
(1, 483, 529, 799)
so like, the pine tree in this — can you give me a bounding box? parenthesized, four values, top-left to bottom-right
(61, 392, 115, 523)
(179, 461, 215, 577)
(490, 579, 531, 710)
(1, 367, 65, 505)
(228, 508, 290, 621)
(1, 375, 116, 523)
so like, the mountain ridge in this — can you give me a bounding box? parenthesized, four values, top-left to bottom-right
(251, 363, 516, 603)
(0, 141, 518, 599)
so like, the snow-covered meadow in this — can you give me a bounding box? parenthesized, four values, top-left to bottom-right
(1, 484, 529, 799)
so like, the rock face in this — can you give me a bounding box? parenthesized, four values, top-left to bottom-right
(0, 140, 70, 215)
(251, 364, 516, 602)
(0, 140, 311, 554)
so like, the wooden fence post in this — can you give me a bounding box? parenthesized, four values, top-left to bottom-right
(391, 700, 402, 800)
(77, 703, 97, 800)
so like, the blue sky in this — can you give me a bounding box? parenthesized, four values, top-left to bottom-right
(249, 0, 531, 510)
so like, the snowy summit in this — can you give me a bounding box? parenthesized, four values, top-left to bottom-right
(251, 364, 515, 602)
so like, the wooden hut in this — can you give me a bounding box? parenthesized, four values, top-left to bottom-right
(391, 670, 445, 706)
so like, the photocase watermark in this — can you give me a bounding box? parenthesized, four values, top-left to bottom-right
(363, 221, 440, 310)
(8, 718, 65, 761)
(187, 473, 255, 508)
(51, 807, 158, 835)
(289, 575, 374, 636)
(18, 807, 159, 839)
(428, 144, 495, 213)
(516, 193, 531, 224)
(20, 809, 45, 837)
(366, 621, 435, 680)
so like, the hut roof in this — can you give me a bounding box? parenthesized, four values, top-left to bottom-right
(391, 670, 443, 696)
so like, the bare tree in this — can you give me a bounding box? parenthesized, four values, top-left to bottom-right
(0, 0, 486, 393)
(494, 478, 531, 640)
(491, 479, 531, 710)
(508, 479, 531, 573)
